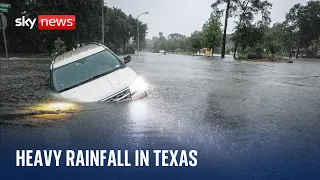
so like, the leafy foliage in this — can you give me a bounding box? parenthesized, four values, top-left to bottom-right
(263, 22, 293, 55)
(146, 9, 223, 55)
(1, 0, 148, 54)
(201, 10, 223, 53)
(212, 0, 272, 57)
(52, 37, 67, 56)
(286, 1, 320, 58)
(188, 31, 203, 53)
(235, 1, 320, 59)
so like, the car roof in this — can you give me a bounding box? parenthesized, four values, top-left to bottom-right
(52, 43, 105, 69)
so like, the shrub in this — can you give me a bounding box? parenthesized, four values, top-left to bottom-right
(238, 54, 248, 60)
(247, 53, 260, 59)
(52, 37, 67, 56)
(254, 47, 263, 58)
(125, 45, 135, 54)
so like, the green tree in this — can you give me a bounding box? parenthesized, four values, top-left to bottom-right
(146, 36, 159, 52)
(104, 7, 131, 53)
(201, 10, 223, 56)
(6, 0, 102, 53)
(128, 15, 148, 51)
(152, 32, 167, 52)
(3, 0, 148, 54)
(286, 1, 320, 58)
(167, 33, 187, 52)
(166, 39, 177, 52)
(263, 22, 293, 55)
(212, 0, 272, 58)
(211, 0, 237, 58)
(231, 0, 272, 57)
(232, 23, 265, 58)
(188, 31, 203, 53)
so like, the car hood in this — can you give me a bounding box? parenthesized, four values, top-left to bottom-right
(59, 67, 138, 102)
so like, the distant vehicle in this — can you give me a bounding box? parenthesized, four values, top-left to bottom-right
(50, 43, 147, 102)
(159, 50, 165, 53)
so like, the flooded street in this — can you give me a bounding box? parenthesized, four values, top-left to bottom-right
(1, 53, 320, 179)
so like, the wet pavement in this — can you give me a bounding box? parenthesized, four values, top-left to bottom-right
(1, 53, 320, 179)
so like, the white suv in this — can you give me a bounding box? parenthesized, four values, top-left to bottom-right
(50, 43, 147, 102)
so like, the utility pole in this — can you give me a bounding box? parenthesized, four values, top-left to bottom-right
(137, 19, 139, 54)
(0, 13, 8, 60)
(136, 12, 148, 54)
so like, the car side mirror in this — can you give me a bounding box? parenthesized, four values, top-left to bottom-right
(123, 55, 132, 64)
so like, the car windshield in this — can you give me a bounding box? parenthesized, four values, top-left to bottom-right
(52, 50, 122, 92)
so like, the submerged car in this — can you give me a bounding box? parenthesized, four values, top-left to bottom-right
(50, 43, 147, 102)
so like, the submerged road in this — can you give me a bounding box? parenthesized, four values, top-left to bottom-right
(1, 53, 320, 179)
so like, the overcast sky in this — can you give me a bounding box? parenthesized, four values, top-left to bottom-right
(107, 0, 309, 39)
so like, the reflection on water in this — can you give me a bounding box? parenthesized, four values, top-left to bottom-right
(129, 100, 148, 122)
(0, 102, 79, 127)
(34, 102, 77, 112)
(29, 102, 79, 124)
(128, 100, 150, 148)
(129, 101, 148, 134)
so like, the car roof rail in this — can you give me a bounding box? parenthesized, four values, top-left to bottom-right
(89, 42, 103, 46)
(52, 42, 106, 65)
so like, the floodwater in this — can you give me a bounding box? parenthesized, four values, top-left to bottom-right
(1, 53, 320, 179)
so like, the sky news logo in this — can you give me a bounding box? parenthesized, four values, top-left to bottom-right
(15, 15, 76, 30)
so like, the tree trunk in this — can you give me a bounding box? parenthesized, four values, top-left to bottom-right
(295, 38, 301, 59)
(287, 32, 293, 59)
(232, 1, 249, 59)
(233, 20, 243, 59)
(233, 42, 238, 58)
(221, 0, 231, 58)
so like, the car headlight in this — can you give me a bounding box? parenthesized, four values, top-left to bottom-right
(129, 77, 148, 94)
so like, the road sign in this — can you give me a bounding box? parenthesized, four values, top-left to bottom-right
(0, 3, 11, 9)
(0, 8, 8, 13)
